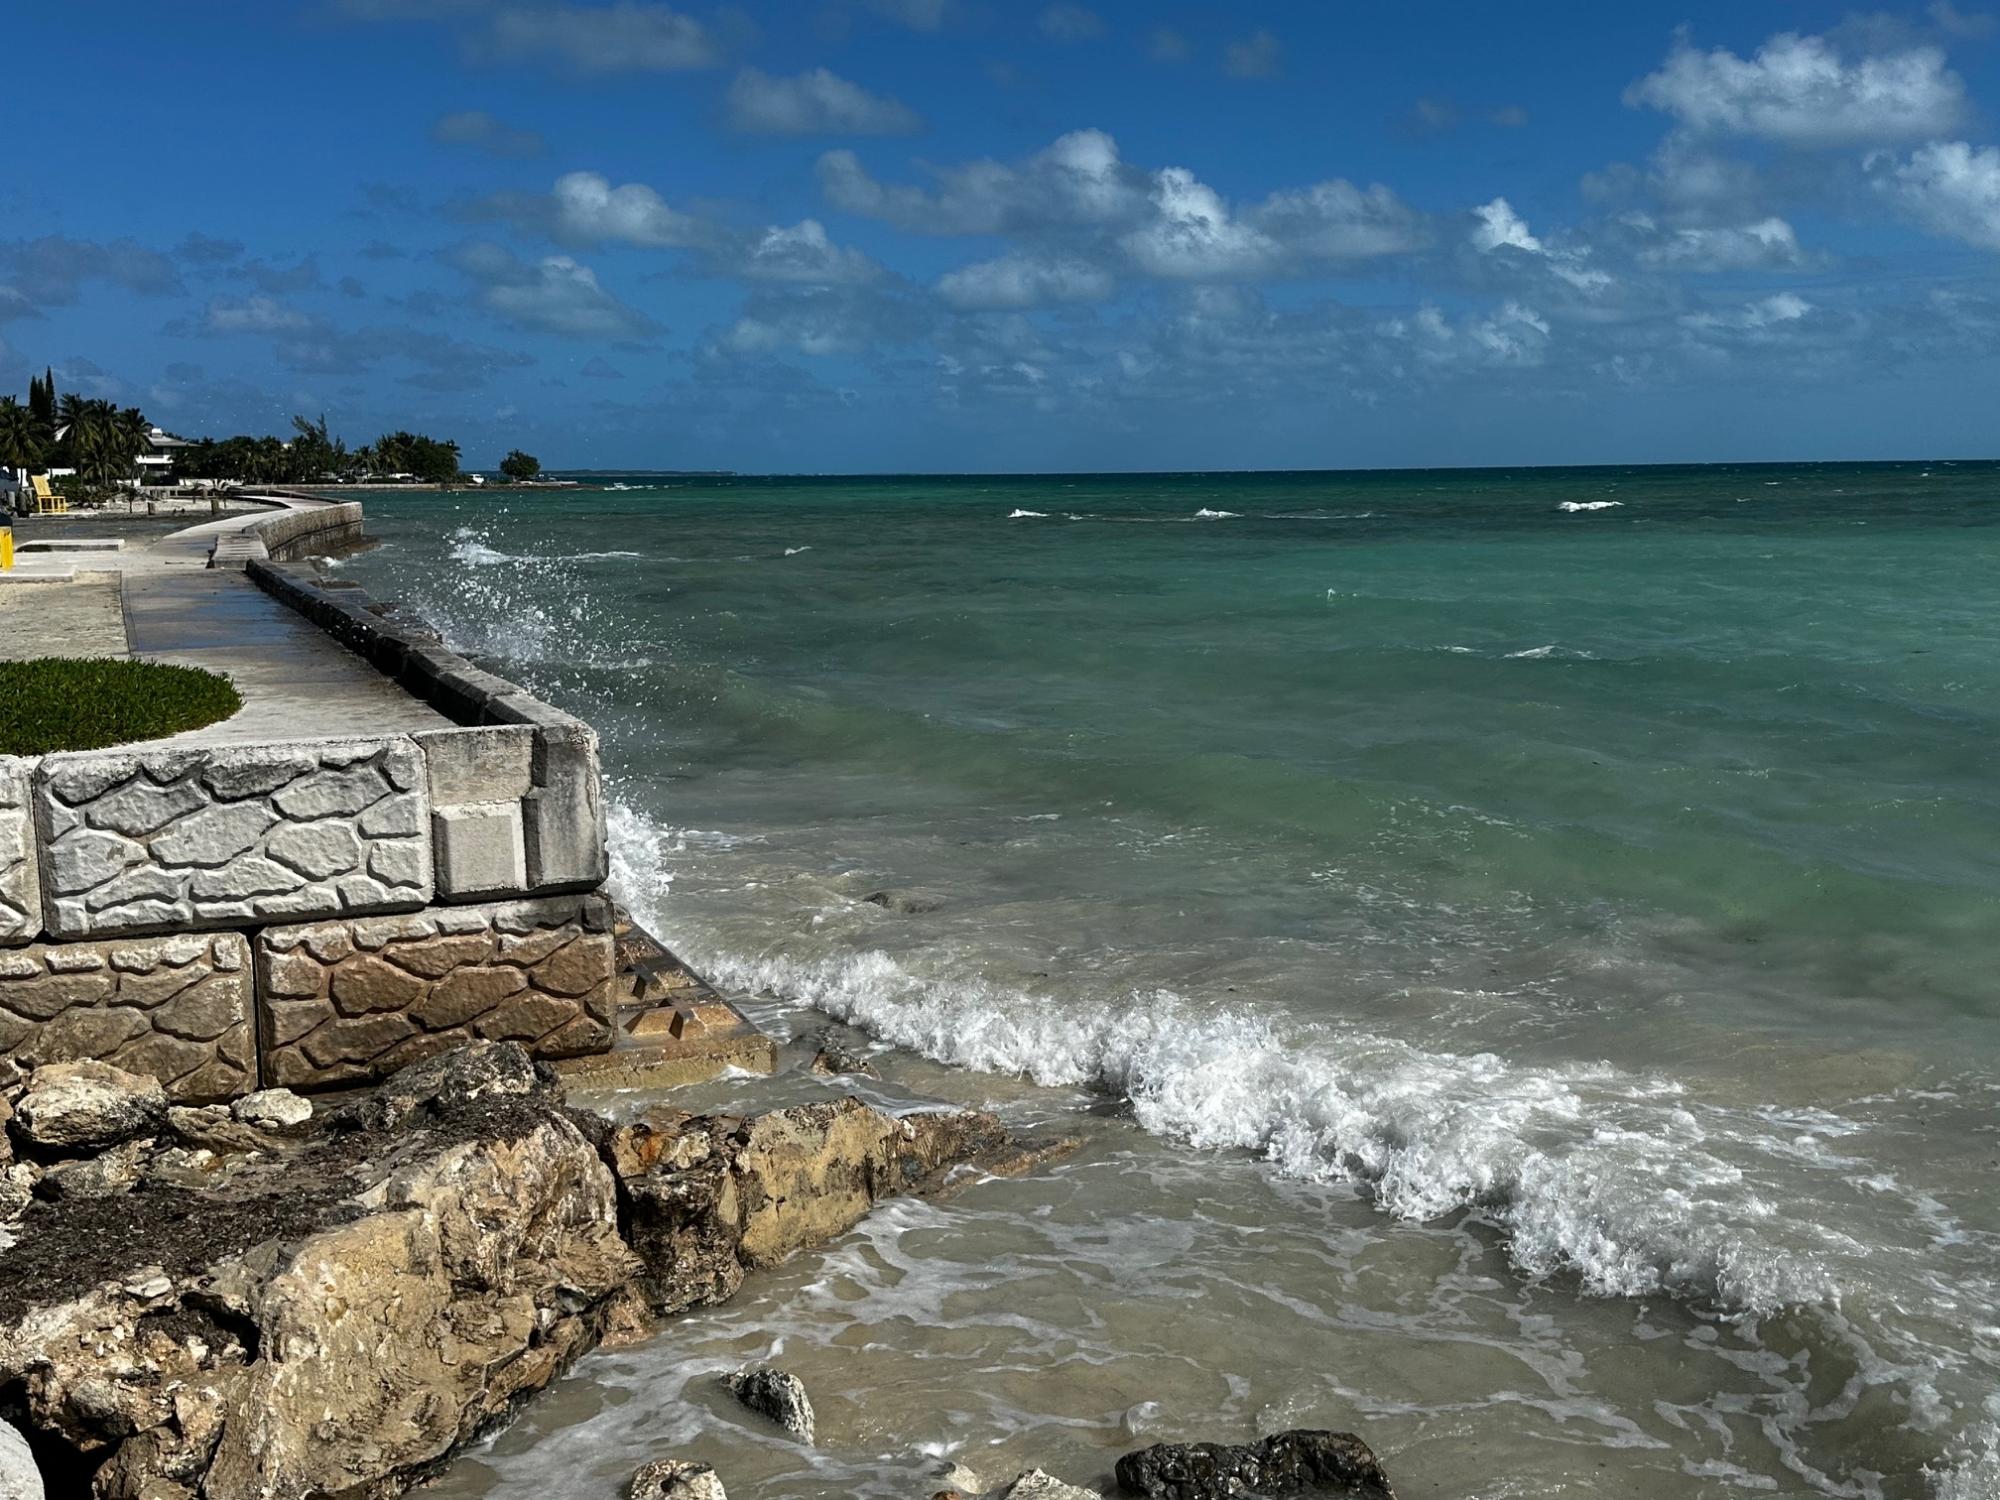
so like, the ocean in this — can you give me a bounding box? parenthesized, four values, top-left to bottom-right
(337, 464, 2000, 1499)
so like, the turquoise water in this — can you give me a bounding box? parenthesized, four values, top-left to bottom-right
(344, 464, 2000, 1498)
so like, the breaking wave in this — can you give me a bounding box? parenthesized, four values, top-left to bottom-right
(1559, 500, 1623, 512)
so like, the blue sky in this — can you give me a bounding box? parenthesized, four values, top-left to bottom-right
(11, 1, 2000, 471)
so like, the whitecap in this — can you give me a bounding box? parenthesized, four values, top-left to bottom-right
(784, 546, 812, 556)
(1558, 501, 1623, 513)
(1194, 508, 1240, 519)
(1008, 509, 1049, 519)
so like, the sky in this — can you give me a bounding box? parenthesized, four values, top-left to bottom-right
(11, 2, 2000, 472)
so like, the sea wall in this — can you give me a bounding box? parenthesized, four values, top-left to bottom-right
(0, 516, 630, 1101)
(207, 498, 366, 567)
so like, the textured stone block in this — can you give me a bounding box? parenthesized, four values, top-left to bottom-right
(523, 724, 608, 892)
(415, 726, 534, 805)
(256, 894, 618, 1089)
(0, 757, 39, 946)
(34, 738, 432, 938)
(0, 931, 254, 1100)
(432, 804, 528, 899)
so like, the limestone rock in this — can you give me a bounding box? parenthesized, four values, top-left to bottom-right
(630, 1457, 728, 1500)
(229, 1088, 312, 1130)
(37, 1137, 150, 1200)
(806, 1036, 878, 1079)
(0, 1418, 42, 1500)
(724, 1367, 815, 1444)
(1112, 1431, 1394, 1499)
(348, 1037, 550, 1130)
(13, 1060, 166, 1151)
(1003, 1470, 1102, 1500)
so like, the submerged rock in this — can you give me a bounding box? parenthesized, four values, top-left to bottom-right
(630, 1457, 728, 1500)
(12, 1060, 165, 1153)
(724, 1366, 816, 1443)
(1114, 1430, 1394, 1499)
(806, 1037, 879, 1079)
(1002, 1469, 1102, 1498)
(862, 888, 946, 914)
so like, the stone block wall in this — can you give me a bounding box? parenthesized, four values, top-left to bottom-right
(0, 932, 253, 1100)
(34, 739, 433, 938)
(0, 757, 37, 946)
(257, 894, 617, 1089)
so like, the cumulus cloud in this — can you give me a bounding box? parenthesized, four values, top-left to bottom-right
(1681, 291, 1814, 335)
(431, 109, 545, 157)
(1224, 29, 1281, 78)
(735, 220, 883, 284)
(938, 254, 1115, 309)
(1469, 198, 1613, 293)
(202, 296, 314, 333)
(1627, 31, 1966, 145)
(0, 235, 183, 307)
(482, 3, 719, 73)
(1383, 300, 1553, 368)
(1631, 215, 1807, 270)
(821, 129, 1423, 284)
(445, 241, 660, 338)
(726, 68, 923, 136)
(1877, 139, 2000, 248)
(549, 170, 714, 248)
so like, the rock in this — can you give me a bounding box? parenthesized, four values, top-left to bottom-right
(1113, 1430, 1394, 1499)
(36, 1137, 150, 1200)
(724, 1367, 815, 1443)
(12, 1059, 166, 1151)
(345, 1036, 550, 1130)
(862, 888, 946, 914)
(0, 1418, 42, 1500)
(1003, 1471, 1102, 1499)
(629, 1457, 728, 1500)
(806, 1038, 879, 1079)
(612, 1095, 1030, 1315)
(230, 1088, 312, 1130)
(0, 1043, 638, 1499)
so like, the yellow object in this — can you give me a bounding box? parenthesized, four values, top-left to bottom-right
(30, 474, 67, 515)
(0, 526, 10, 570)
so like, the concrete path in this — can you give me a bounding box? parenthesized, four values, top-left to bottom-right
(2, 494, 452, 745)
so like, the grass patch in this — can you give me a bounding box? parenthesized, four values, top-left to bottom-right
(0, 658, 242, 755)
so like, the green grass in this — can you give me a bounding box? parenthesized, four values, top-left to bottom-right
(0, 658, 242, 755)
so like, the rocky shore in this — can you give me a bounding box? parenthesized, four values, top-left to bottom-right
(0, 1045, 1399, 1500)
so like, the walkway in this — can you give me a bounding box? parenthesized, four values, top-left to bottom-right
(2, 494, 453, 745)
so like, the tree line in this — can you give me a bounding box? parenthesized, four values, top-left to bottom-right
(0, 369, 465, 493)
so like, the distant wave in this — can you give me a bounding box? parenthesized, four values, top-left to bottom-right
(1559, 500, 1623, 513)
(1505, 644, 1594, 660)
(1008, 508, 1050, 519)
(1194, 508, 1240, 519)
(784, 546, 811, 556)
(448, 528, 639, 565)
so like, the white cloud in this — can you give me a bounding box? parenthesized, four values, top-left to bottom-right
(1878, 139, 2000, 248)
(938, 254, 1115, 309)
(447, 242, 658, 338)
(737, 220, 882, 284)
(205, 295, 312, 333)
(551, 170, 711, 248)
(1633, 216, 1807, 270)
(1385, 300, 1553, 367)
(1469, 197, 1613, 293)
(1224, 28, 1281, 78)
(1681, 291, 1813, 333)
(726, 68, 923, 136)
(822, 128, 1422, 281)
(1039, 4, 1104, 42)
(1627, 32, 1965, 145)
(484, 3, 719, 72)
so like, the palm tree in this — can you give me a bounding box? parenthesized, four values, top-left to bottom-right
(0, 397, 43, 475)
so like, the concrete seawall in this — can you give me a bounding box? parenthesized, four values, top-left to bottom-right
(0, 495, 769, 1100)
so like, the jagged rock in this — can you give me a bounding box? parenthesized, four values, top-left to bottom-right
(0, 1043, 637, 1499)
(806, 1038, 878, 1079)
(1113, 1431, 1394, 1499)
(36, 1137, 150, 1201)
(1003, 1471, 1102, 1499)
(629, 1457, 728, 1500)
(12, 1060, 165, 1152)
(612, 1095, 1027, 1314)
(344, 1036, 551, 1131)
(229, 1089, 311, 1130)
(724, 1367, 815, 1443)
(0, 1418, 41, 1500)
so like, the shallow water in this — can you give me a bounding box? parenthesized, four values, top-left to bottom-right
(340, 465, 2000, 1498)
